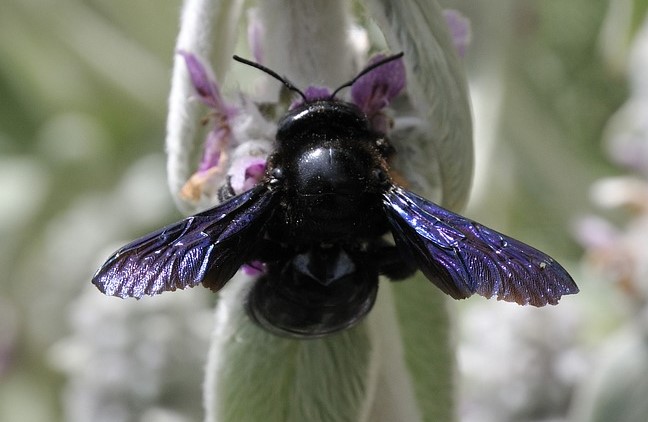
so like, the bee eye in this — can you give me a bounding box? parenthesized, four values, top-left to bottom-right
(270, 167, 284, 182)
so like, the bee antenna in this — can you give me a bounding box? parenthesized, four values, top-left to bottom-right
(233, 55, 307, 103)
(330, 52, 405, 99)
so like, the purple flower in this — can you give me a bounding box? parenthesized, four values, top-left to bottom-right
(247, 8, 265, 65)
(198, 125, 228, 173)
(305, 86, 333, 101)
(179, 51, 239, 161)
(228, 157, 267, 194)
(177, 52, 245, 203)
(443, 10, 471, 58)
(179, 50, 232, 113)
(351, 53, 406, 115)
(288, 86, 333, 109)
(242, 260, 267, 277)
(179, 50, 271, 264)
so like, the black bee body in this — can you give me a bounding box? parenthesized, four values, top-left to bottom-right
(270, 101, 389, 243)
(248, 100, 406, 337)
(92, 53, 578, 339)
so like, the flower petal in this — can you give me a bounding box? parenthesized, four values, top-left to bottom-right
(228, 156, 266, 194)
(351, 53, 406, 115)
(179, 51, 223, 109)
(443, 9, 471, 58)
(246, 8, 265, 64)
(198, 126, 229, 173)
(303, 86, 332, 102)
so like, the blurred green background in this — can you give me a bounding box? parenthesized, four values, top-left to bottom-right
(0, 1, 643, 421)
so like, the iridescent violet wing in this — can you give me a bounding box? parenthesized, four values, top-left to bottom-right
(383, 186, 578, 306)
(93, 184, 277, 299)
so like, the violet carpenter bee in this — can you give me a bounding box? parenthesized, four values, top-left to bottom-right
(93, 53, 578, 338)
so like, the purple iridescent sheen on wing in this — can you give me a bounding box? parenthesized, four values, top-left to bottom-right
(92, 185, 277, 299)
(383, 186, 578, 306)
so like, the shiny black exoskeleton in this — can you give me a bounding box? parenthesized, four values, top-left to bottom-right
(92, 53, 578, 339)
(246, 100, 410, 337)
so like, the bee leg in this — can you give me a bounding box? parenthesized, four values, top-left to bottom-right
(217, 176, 236, 202)
(369, 239, 417, 281)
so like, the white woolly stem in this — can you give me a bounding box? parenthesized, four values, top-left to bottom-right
(366, 0, 473, 211)
(166, 0, 244, 214)
(362, 283, 423, 422)
(258, 0, 356, 92)
(204, 275, 382, 422)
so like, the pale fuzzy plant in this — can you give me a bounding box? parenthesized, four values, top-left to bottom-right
(458, 302, 585, 422)
(52, 287, 211, 422)
(571, 12, 648, 422)
(164, 1, 473, 422)
(49, 156, 213, 422)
